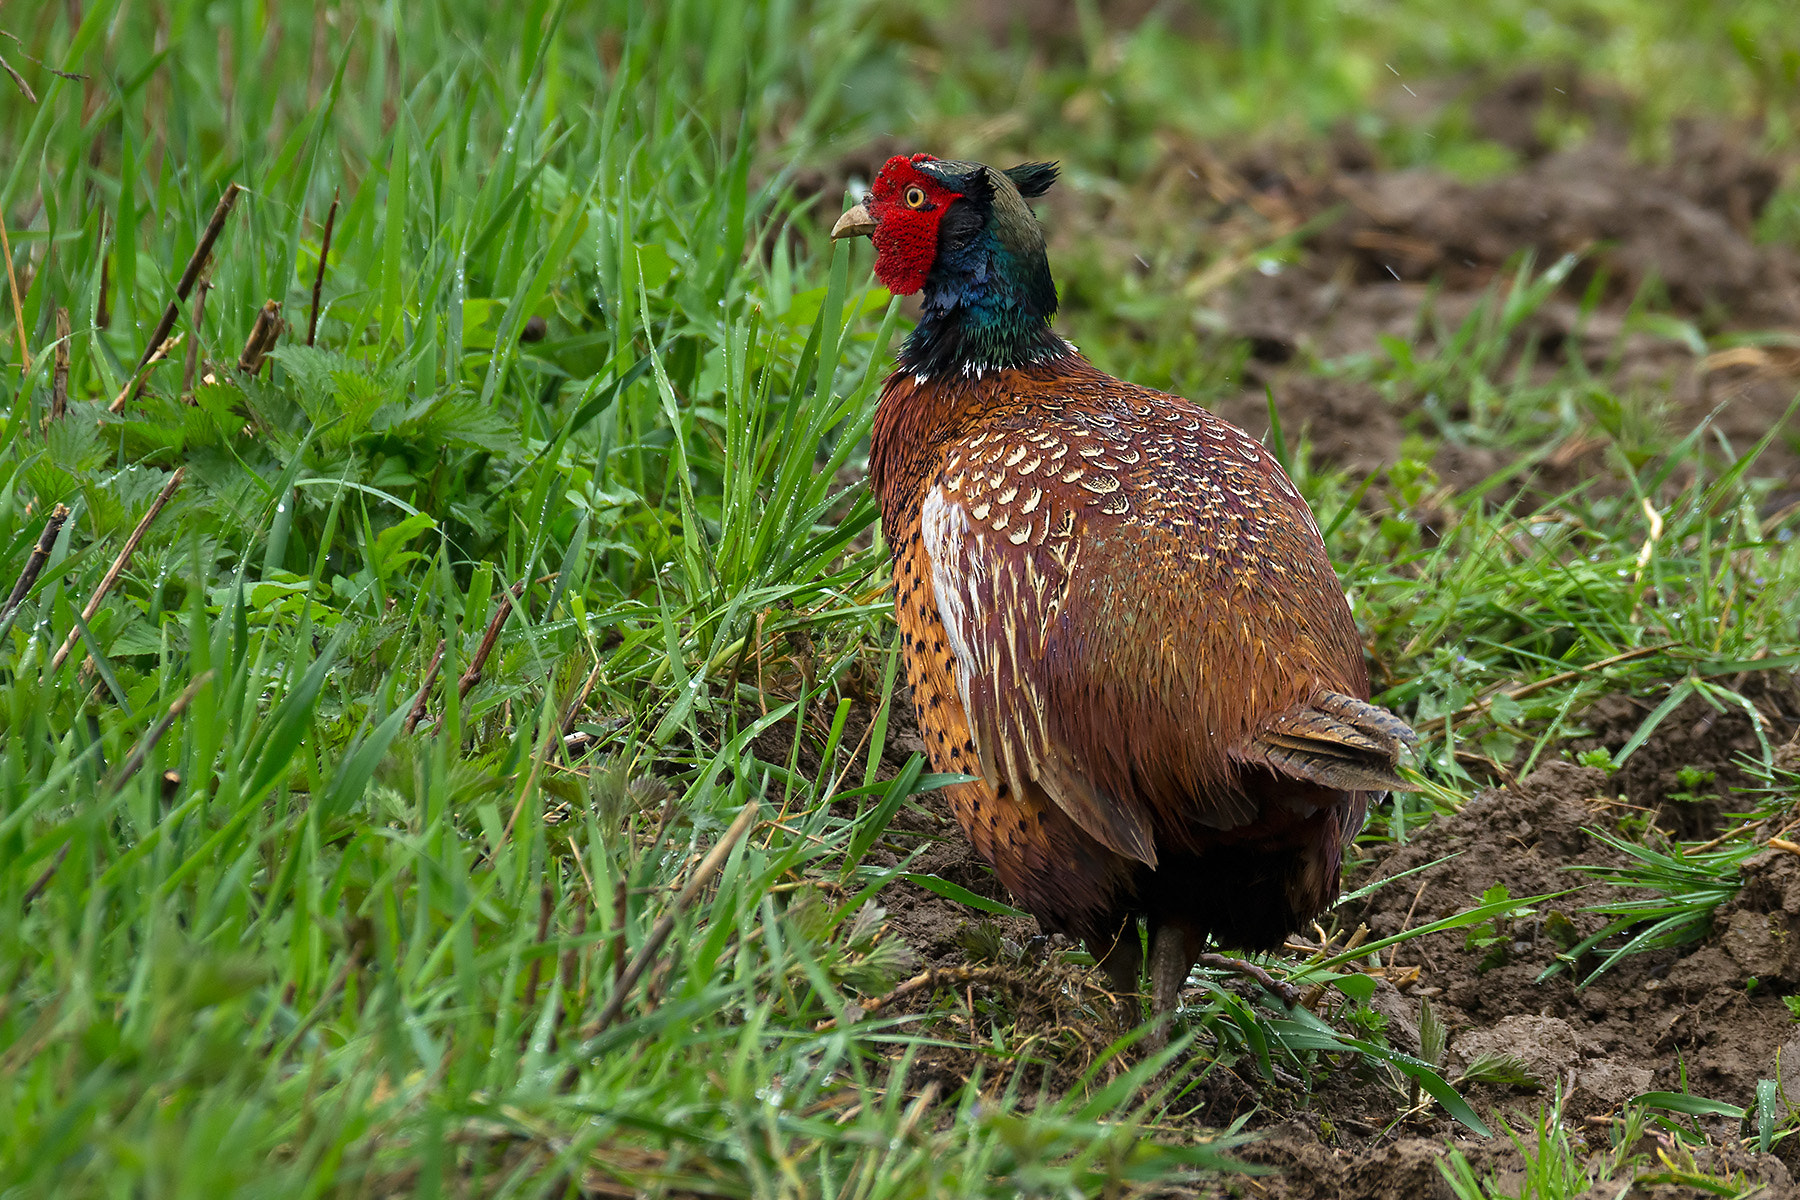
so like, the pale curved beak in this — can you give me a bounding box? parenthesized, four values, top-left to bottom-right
(831, 202, 876, 240)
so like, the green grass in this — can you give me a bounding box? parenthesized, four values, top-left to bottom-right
(1442, 1087, 1776, 1198)
(4, 0, 1800, 1194)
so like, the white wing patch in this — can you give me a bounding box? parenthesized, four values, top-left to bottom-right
(920, 486, 982, 719)
(919, 481, 1160, 867)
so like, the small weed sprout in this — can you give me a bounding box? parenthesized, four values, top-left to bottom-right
(1577, 747, 1620, 775)
(1465, 883, 1533, 972)
(1668, 766, 1719, 805)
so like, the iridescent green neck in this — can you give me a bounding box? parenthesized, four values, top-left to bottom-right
(899, 179, 1065, 379)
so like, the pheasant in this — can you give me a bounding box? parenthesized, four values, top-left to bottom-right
(832, 154, 1417, 1036)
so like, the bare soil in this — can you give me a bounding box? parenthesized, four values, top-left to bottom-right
(1205, 109, 1800, 504)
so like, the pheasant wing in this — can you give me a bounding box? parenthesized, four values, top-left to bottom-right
(915, 389, 1415, 865)
(920, 486, 1161, 867)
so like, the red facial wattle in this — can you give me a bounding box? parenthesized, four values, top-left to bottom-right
(865, 154, 962, 297)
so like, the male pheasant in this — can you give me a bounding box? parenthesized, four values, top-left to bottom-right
(832, 154, 1416, 1034)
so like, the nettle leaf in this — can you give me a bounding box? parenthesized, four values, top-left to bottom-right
(331, 368, 397, 429)
(274, 345, 355, 415)
(369, 512, 438, 579)
(273, 345, 406, 439)
(193, 378, 248, 439)
(108, 616, 165, 657)
(377, 392, 515, 454)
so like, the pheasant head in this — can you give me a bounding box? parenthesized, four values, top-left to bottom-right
(833, 153, 1065, 378)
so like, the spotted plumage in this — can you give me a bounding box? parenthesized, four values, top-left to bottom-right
(833, 154, 1417, 1033)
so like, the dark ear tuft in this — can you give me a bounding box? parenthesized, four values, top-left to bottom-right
(1003, 161, 1059, 198)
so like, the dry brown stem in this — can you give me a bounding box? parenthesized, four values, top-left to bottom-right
(307, 191, 339, 346)
(50, 307, 70, 418)
(3, 502, 70, 620)
(181, 280, 210, 393)
(105, 333, 182, 415)
(402, 639, 447, 735)
(48, 467, 185, 673)
(586, 801, 761, 1036)
(237, 299, 283, 375)
(1, 213, 26, 375)
(459, 581, 527, 700)
(129, 182, 243, 404)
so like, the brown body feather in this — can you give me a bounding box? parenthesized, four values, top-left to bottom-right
(873, 351, 1411, 972)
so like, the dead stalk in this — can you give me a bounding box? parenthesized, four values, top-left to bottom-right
(51, 307, 70, 418)
(48, 467, 185, 673)
(1415, 642, 1675, 735)
(3, 503, 70, 620)
(105, 669, 215, 793)
(181, 280, 210, 393)
(520, 883, 555, 1049)
(307, 191, 339, 346)
(105, 333, 183, 415)
(237, 299, 283, 375)
(561, 658, 606, 735)
(1, 214, 26, 375)
(609, 870, 629, 986)
(129, 182, 243, 404)
(402, 639, 446, 735)
(498, 723, 560, 847)
(586, 800, 761, 1037)
(459, 581, 527, 699)
(21, 847, 69, 906)
(405, 574, 549, 735)
(559, 901, 589, 1041)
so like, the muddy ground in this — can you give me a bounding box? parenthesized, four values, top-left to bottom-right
(1201, 102, 1800, 505)
(841, 74, 1800, 1199)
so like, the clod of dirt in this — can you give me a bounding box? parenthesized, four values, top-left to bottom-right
(1723, 908, 1793, 981)
(880, 816, 1039, 970)
(1452, 1015, 1654, 1108)
(1359, 761, 1608, 949)
(1469, 67, 1633, 162)
(1453, 1014, 1587, 1086)
(1569, 1060, 1654, 1110)
(1714, 850, 1800, 985)
(1238, 1127, 1492, 1200)
(1315, 135, 1800, 324)
(1336, 735, 1800, 1169)
(1341, 1139, 1466, 1200)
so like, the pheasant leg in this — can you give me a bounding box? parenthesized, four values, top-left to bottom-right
(1145, 923, 1195, 1051)
(1094, 922, 1145, 1033)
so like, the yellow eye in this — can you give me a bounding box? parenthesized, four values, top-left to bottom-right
(904, 186, 927, 209)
